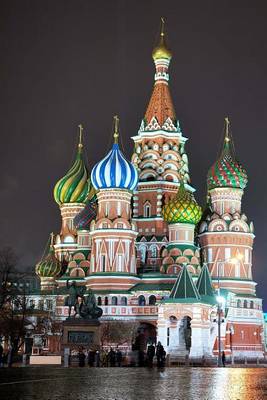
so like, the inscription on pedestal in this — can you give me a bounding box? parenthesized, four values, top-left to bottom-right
(68, 331, 94, 345)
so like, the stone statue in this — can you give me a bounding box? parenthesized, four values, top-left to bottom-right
(79, 289, 103, 320)
(65, 280, 85, 318)
(65, 281, 102, 320)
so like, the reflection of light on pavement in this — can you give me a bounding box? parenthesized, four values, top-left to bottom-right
(227, 369, 255, 400)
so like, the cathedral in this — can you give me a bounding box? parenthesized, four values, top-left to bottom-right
(32, 21, 265, 360)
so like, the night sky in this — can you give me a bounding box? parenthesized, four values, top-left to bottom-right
(0, 1, 266, 305)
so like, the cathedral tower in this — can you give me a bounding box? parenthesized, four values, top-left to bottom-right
(198, 118, 255, 295)
(53, 125, 95, 258)
(88, 116, 139, 291)
(131, 19, 193, 271)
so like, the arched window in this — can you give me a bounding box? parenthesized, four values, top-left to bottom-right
(111, 296, 118, 305)
(139, 246, 147, 264)
(121, 297, 127, 306)
(97, 297, 102, 306)
(104, 296, 108, 306)
(244, 300, 248, 308)
(237, 299, 241, 308)
(250, 301, 254, 309)
(138, 295, 146, 306)
(150, 245, 157, 258)
(148, 295, 156, 305)
(143, 202, 151, 218)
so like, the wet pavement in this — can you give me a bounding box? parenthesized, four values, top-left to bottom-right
(0, 367, 266, 400)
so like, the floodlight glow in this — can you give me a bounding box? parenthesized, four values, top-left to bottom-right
(216, 296, 225, 305)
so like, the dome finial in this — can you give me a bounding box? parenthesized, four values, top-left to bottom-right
(50, 232, 54, 247)
(113, 115, 119, 144)
(78, 124, 83, 149)
(152, 18, 172, 61)
(160, 16, 165, 37)
(224, 117, 230, 143)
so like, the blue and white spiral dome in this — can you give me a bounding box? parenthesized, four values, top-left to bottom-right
(91, 143, 138, 191)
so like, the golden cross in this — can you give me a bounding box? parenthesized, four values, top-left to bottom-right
(160, 17, 165, 36)
(78, 124, 83, 147)
(224, 117, 230, 142)
(113, 115, 119, 143)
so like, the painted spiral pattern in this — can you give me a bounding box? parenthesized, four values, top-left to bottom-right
(54, 147, 92, 205)
(91, 143, 138, 191)
(35, 250, 62, 278)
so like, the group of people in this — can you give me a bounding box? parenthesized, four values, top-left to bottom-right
(78, 347, 123, 368)
(138, 342, 166, 368)
(77, 343, 166, 368)
(0, 344, 14, 367)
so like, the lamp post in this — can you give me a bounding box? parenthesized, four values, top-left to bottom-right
(216, 295, 224, 367)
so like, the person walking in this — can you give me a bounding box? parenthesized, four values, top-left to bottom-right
(156, 342, 165, 368)
(88, 349, 95, 367)
(78, 349, 86, 367)
(108, 348, 116, 367)
(115, 347, 122, 367)
(222, 351, 226, 367)
(147, 343, 155, 368)
(0, 344, 3, 367)
(95, 350, 100, 367)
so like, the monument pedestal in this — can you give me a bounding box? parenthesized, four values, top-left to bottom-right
(62, 318, 101, 350)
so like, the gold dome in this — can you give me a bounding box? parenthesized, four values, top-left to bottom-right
(152, 18, 172, 61)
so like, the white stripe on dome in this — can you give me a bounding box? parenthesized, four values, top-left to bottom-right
(124, 158, 131, 188)
(114, 150, 121, 187)
(104, 151, 113, 187)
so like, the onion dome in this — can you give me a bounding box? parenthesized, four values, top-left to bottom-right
(152, 17, 172, 61)
(207, 118, 248, 190)
(54, 125, 92, 205)
(91, 116, 138, 191)
(162, 182, 202, 225)
(36, 234, 62, 278)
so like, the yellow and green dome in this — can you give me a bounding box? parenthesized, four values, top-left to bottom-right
(54, 135, 93, 205)
(36, 248, 62, 278)
(162, 182, 202, 225)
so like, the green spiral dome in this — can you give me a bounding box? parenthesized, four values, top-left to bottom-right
(35, 249, 62, 278)
(162, 182, 202, 225)
(54, 143, 92, 205)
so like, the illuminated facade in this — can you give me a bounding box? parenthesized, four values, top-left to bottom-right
(34, 21, 265, 360)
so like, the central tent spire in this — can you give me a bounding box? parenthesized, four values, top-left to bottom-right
(143, 18, 176, 131)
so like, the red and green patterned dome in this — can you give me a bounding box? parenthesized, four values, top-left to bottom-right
(162, 182, 202, 225)
(207, 119, 248, 190)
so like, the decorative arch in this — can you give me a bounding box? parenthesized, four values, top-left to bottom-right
(138, 295, 146, 306)
(149, 295, 157, 305)
(208, 219, 228, 232)
(69, 268, 85, 278)
(73, 252, 86, 261)
(169, 248, 182, 257)
(229, 220, 249, 233)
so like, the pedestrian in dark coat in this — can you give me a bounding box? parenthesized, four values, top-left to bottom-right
(156, 342, 165, 368)
(78, 350, 86, 367)
(147, 344, 155, 367)
(115, 347, 123, 367)
(108, 348, 116, 367)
